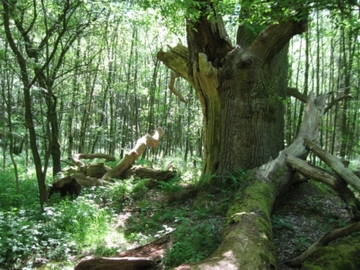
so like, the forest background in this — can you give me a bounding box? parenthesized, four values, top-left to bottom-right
(0, 0, 360, 269)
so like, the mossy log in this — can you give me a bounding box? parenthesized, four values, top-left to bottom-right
(74, 257, 155, 270)
(75, 232, 173, 270)
(120, 165, 177, 180)
(286, 222, 360, 267)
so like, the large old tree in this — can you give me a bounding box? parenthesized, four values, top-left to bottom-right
(154, 0, 360, 269)
(73, 1, 360, 269)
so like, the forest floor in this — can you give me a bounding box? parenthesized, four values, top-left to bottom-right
(273, 181, 352, 269)
(95, 178, 352, 270)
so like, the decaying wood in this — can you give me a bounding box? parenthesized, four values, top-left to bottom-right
(121, 165, 176, 180)
(49, 129, 167, 197)
(101, 127, 164, 180)
(72, 153, 115, 167)
(74, 257, 155, 270)
(304, 137, 360, 193)
(73, 173, 105, 187)
(75, 232, 173, 270)
(286, 221, 360, 267)
(286, 155, 360, 220)
(79, 163, 111, 178)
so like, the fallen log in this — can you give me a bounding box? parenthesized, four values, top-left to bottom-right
(75, 232, 173, 270)
(101, 127, 164, 180)
(74, 257, 155, 270)
(120, 165, 176, 180)
(49, 128, 166, 197)
(72, 153, 115, 167)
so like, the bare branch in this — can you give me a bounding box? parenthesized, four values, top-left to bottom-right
(287, 87, 307, 103)
(168, 72, 187, 103)
(324, 94, 353, 114)
(304, 137, 360, 192)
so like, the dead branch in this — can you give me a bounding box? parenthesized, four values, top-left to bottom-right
(72, 153, 115, 167)
(169, 72, 187, 103)
(324, 94, 353, 114)
(101, 127, 164, 180)
(287, 87, 352, 115)
(286, 155, 360, 220)
(304, 137, 360, 193)
(286, 221, 360, 267)
(287, 87, 307, 103)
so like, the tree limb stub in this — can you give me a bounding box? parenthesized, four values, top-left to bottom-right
(157, 44, 193, 86)
(72, 153, 115, 167)
(304, 137, 360, 193)
(286, 221, 360, 267)
(101, 128, 164, 180)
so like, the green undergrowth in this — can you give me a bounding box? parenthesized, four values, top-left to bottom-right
(0, 155, 242, 269)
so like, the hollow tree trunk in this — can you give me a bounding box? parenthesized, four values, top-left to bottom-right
(157, 2, 309, 268)
(157, 5, 307, 177)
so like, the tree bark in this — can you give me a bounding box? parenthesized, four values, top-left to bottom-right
(157, 5, 307, 176)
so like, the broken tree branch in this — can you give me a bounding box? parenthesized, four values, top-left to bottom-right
(101, 128, 164, 180)
(169, 72, 187, 103)
(324, 94, 353, 114)
(286, 155, 360, 220)
(304, 137, 360, 193)
(72, 153, 115, 167)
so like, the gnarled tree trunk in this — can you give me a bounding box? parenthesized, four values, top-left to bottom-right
(157, 5, 306, 177)
(175, 92, 327, 269)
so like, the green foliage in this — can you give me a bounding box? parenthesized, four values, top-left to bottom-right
(272, 215, 294, 230)
(0, 169, 121, 269)
(163, 217, 221, 268)
(131, 179, 150, 200)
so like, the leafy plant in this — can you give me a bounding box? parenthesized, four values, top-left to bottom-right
(163, 217, 221, 268)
